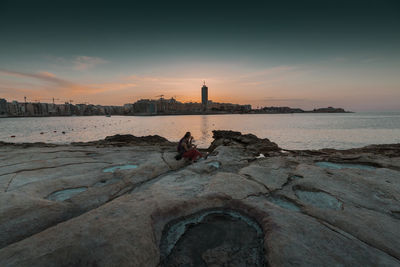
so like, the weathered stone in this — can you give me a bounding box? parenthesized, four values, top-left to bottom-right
(209, 130, 281, 154)
(103, 134, 171, 145)
(0, 133, 399, 266)
(160, 210, 265, 267)
(200, 172, 268, 199)
(239, 157, 298, 191)
(0, 192, 78, 249)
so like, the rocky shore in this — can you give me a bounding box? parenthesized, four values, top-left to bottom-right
(0, 131, 399, 266)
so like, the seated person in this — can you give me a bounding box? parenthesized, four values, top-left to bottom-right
(177, 132, 204, 162)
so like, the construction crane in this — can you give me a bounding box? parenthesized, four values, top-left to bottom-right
(156, 94, 164, 99)
(51, 98, 60, 105)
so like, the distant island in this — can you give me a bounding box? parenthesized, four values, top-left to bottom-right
(255, 106, 350, 114)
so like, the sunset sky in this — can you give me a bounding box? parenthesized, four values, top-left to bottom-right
(0, 0, 399, 111)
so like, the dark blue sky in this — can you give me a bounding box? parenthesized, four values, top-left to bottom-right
(2, 1, 399, 59)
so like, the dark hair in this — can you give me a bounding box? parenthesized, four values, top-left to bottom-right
(184, 132, 191, 139)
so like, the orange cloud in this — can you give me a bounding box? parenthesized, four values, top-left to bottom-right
(0, 68, 140, 104)
(37, 71, 56, 78)
(0, 65, 304, 105)
(0, 65, 343, 108)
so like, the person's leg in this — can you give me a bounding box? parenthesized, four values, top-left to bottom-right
(183, 150, 196, 162)
(192, 150, 202, 162)
(183, 149, 203, 162)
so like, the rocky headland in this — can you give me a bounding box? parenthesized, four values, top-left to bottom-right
(0, 131, 399, 266)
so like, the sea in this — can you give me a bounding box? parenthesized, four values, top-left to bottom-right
(0, 112, 399, 150)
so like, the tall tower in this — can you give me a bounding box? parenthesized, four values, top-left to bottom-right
(201, 81, 208, 112)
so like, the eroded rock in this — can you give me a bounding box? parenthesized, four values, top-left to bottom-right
(0, 133, 399, 266)
(315, 161, 377, 170)
(209, 130, 281, 155)
(160, 209, 265, 267)
(294, 187, 343, 210)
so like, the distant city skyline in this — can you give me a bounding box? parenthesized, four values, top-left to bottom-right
(1, 0, 399, 111)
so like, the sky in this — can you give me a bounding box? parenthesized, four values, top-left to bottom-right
(0, 0, 399, 111)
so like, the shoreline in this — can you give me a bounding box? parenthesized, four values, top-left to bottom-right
(0, 110, 353, 119)
(0, 132, 399, 153)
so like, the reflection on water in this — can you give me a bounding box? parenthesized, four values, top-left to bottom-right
(200, 115, 211, 146)
(0, 112, 399, 150)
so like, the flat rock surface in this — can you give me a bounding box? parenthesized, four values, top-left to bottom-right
(0, 132, 399, 266)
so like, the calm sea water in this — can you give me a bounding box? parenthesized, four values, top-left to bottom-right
(0, 113, 399, 150)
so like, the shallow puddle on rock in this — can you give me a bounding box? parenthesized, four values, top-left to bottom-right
(160, 209, 265, 267)
(267, 196, 301, 212)
(102, 164, 138, 173)
(46, 187, 87, 201)
(207, 161, 221, 169)
(295, 189, 343, 210)
(316, 161, 376, 170)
